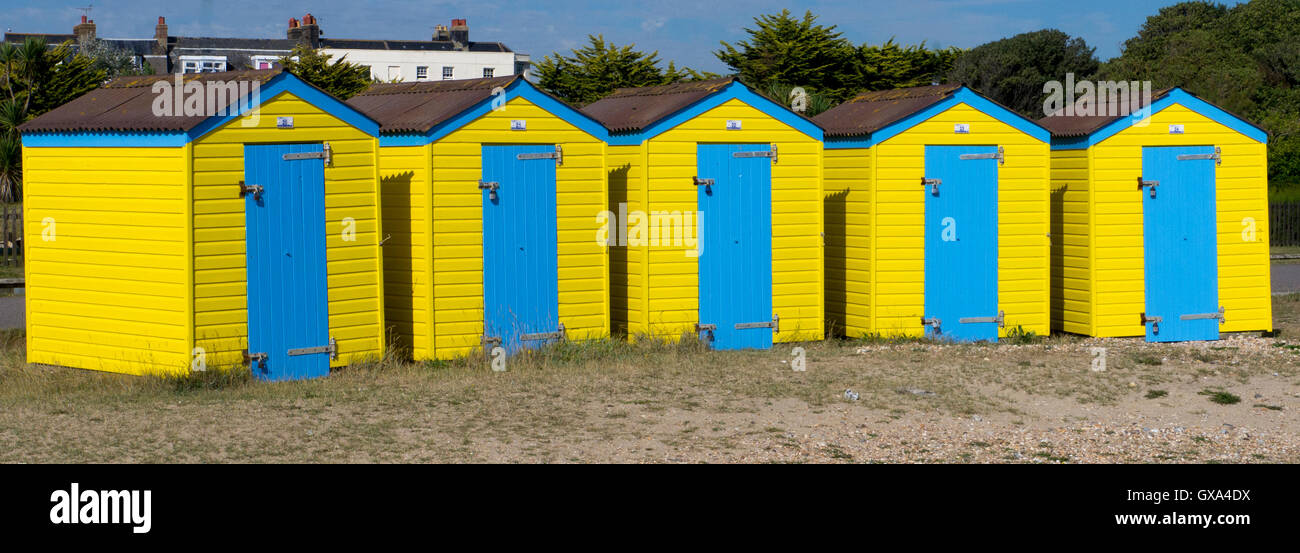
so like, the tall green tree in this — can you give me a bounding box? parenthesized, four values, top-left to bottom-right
(716, 10, 960, 104)
(277, 45, 373, 100)
(1, 38, 106, 201)
(534, 35, 716, 106)
(1102, 0, 1300, 196)
(946, 29, 1100, 117)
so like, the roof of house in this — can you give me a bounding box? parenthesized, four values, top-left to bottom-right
(345, 75, 522, 133)
(580, 77, 737, 133)
(1035, 88, 1172, 138)
(812, 83, 964, 138)
(170, 36, 297, 51)
(320, 38, 512, 53)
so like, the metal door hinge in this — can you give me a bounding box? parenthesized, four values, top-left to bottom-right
(733, 145, 777, 162)
(1137, 177, 1159, 198)
(238, 180, 264, 201)
(1180, 307, 1225, 324)
(693, 177, 715, 187)
(735, 314, 779, 333)
(479, 180, 499, 201)
(242, 350, 268, 369)
(520, 323, 566, 342)
(1177, 146, 1221, 165)
(922, 317, 942, 329)
(922, 178, 942, 195)
(960, 146, 1004, 164)
(1140, 312, 1163, 334)
(517, 145, 562, 165)
(960, 310, 1005, 328)
(282, 143, 332, 165)
(287, 336, 338, 361)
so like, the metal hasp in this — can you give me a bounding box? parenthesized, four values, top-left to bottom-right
(694, 323, 717, 342)
(921, 178, 942, 195)
(520, 323, 567, 342)
(516, 145, 562, 165)
(482, 335, 503, 349)
(1140, 312, 1164, 334)
(238, 180, 264, 201)
(282, 142, 332, 165)
(732, 145, 777, 163)
(1180, 306, 1226, 324)
(242, 350, 268, 370)
(735, 314, 779, 333)
(959, 310, 1006, 328)
(287, 337, 338, 360)
(921, 317, 942, 330)
(959, 146, 1005, 164)
(1177, 146, 1222, 165)
(1137, 177, 1160, 198)
(478, 180, 499, 201)
(693, 177, 715, 187)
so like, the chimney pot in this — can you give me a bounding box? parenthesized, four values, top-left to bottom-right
(159, 16, 165, 25)
(81, 15, 87, 24)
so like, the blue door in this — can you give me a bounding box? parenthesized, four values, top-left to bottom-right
(697, 143, 774, 350)
(482, 145, 560, 353)
(1142, 146, 1220, 342)
(924, 146, 1000, 342)
(244, 143, 330, 381)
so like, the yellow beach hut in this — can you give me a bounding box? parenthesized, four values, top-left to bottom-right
(19, 70, 386, 380)
(1038, 87, 1272, 342)
(345, 76, 611, 359)
(814, 84, 1052, 342)
(580, 77, 825, 350)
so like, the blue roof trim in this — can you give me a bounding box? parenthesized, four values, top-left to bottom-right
(21, 72, 380, 148)
(1050, 88, 1269, 149)
(187, 72, 381, 141)
(21, 131, 188, 148)
(377, 78, 612, 147)
(606, 81, 825, 146)
(823, 136, 873, 150)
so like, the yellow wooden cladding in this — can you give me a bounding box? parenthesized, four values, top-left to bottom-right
(24, 146, 191, 374)
(1050, 104, 1272, 337)
(382, 96, 609, 360)
(24, 90, 386, 376)
(610, 98, 825, 343)
(825, 102, 1052, 338)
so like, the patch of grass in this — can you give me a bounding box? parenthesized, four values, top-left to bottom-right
(823, 445, 853, 460)
(1199, 388, 1242, 405)
(1145, 390, 1168, 399)
(1002, 326, 1043, 345)
(1253, 403, 1283, 411)
(1131, 354, 1164, 366)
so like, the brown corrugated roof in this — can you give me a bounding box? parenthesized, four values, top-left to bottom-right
(813, 83, 962, 138)
(19, 70, 281, 133)
(346, 75, 521, 133)
(1036, 88, 1172, 138)
(581, 77, 736, 133)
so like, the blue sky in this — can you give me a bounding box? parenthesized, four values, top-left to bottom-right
(1, 0, 1247, 72)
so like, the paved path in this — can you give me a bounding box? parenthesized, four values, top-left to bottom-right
(1274, 262, 1300, 295)
(0, 295, 23, 329)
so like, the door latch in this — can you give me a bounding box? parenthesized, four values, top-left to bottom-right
(238, 180, 264, 201)
(1140, 312, 1163, 334)
(693, 177, 715, 187)
(479, 180, 499, 201)
(922, 317, 942, 330)
(1137, 178, 1159, 198)
(242, 350, 268, 370)
(922, 178, 941, 195)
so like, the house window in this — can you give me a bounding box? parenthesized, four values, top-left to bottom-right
(483, 68, 494, 78)
(442, 66, 453, 80)
(251, 56, 278, 70)
(416, 66, 428, 80)
(180, 56, 227, 74)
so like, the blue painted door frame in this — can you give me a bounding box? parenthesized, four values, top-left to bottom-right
(482, 144, 561, 353)
(696, 143, 774, 350)
(923, 145, 1000, 342)
(1142, 146, 1220, 342)
(244, 143, 331, 381)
